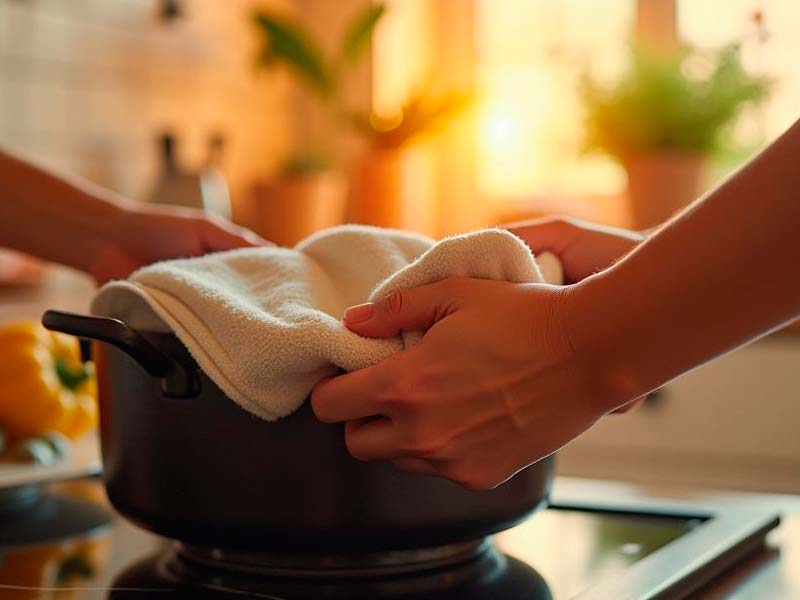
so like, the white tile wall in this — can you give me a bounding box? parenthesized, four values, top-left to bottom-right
(0, 0, 294, 220)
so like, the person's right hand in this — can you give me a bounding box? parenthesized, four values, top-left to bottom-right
(504, 216, 644, 284)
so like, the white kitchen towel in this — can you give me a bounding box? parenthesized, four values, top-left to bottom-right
(91, 225, 563, 421)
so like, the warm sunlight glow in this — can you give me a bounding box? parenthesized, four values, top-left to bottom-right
(372, 0, 432, 118)
(678, 0, 800, 139)
(478, 68, 553, 197)
(476, 0, 633, 200)
(483, 112, 516, 147)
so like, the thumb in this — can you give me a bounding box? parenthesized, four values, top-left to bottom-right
(343, 280, 459, 338)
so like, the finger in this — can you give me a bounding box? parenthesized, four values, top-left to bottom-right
(392, 457, 441, 477)
(89, 245, 142, 284)
(342, 279, 460, 339)
(536, 251, 564, 285)
(200, 217, 271, 251)
(310, 353, 408, 422)
(345, 418, 402, 461)
(503, 216, 577, 255)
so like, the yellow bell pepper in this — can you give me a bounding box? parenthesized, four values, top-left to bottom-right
(0, 321, 98, 439)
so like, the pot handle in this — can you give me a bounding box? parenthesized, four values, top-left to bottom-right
(42, 310, 173, 377)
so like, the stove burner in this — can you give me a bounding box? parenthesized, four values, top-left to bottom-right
(174, 539, 489, 578)
(111, 540, 553, 599)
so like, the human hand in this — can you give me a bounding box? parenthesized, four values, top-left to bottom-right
(89, 204, 269, 284)
(311, 278, 623, 490)
(505, 216, 644, 283)
(507, 216, 648, 413)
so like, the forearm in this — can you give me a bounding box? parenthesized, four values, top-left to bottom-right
(0, 149, 132, 271)
(573, 118, 800, 409)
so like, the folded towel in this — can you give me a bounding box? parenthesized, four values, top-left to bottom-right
(92, 225, 563, 421)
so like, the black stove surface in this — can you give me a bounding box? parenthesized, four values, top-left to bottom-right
(0, 478, 778, 600)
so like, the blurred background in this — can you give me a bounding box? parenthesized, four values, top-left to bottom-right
(0, 0, 798, 492)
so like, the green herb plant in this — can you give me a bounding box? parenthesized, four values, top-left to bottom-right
(252, 4, 470, 168)
(253, 4, 385, 102)
(582, 44, 770, 161)
(253, 4, 386, 173)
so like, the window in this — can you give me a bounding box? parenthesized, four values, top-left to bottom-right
(678, 1, 800, 142)
(370, 1, 797, 232)
(476, 0, 635, 199)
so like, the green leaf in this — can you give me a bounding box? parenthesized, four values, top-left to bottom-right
(283, 153, 331, 176)
(55, 357, 90, 391)
(581, 44, 771, 159)
(57, 555, 94, 584)
(339, 3, 386, 65)
(252, 12, 333, 97)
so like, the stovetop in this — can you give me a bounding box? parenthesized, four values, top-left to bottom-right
(0, 478, 780, 599)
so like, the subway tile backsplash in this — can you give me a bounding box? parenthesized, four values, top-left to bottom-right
(0, 0, 292, 218)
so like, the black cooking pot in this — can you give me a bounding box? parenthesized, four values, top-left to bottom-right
(42, 310, 553, 553)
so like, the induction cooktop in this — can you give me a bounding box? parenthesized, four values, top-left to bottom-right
(0, 477, 780, 600)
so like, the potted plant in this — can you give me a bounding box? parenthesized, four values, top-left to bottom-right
(582, 44, 770, 229)
(249, 3, 386, 245)
(348, 91, 471, 228)
(249, 156, 347, 247)
(251, 5, 470, 234)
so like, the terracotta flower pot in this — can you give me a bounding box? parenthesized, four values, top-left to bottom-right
(349, 148, 406, 228)
(349, 147, 436, 231)
(625, 153, 707, 230)
(251, 170, 348, 247)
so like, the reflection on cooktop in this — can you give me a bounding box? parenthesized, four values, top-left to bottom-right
(0, 484, 112, 547)
(110, 545, 552, 600)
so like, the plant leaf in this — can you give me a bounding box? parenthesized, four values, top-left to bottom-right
(581, 44, 771, 159)
(339, 3, 386, 65)
(253, 12, 333, 97)
(371, 91, 473, 149)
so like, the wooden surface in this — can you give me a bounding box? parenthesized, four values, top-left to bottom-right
(0, 265, 94, 323)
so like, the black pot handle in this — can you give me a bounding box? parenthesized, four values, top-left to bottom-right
(42, 310, 173, 377)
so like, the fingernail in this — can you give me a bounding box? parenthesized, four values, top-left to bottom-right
(343, 303, 374, 324)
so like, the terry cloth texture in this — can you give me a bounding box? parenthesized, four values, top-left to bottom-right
(92, 225, 563, 421)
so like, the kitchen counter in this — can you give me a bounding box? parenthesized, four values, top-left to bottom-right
(548, 477, 800, 599)
(0, 265, 94, 322)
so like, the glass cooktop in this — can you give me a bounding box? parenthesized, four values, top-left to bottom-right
(0, 478, 779, 599)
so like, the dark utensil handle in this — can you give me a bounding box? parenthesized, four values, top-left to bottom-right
(42, 310, 173, 377)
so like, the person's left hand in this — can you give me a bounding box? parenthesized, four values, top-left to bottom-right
(311, 278, 620, 490)
(89, 204, 270, 284)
